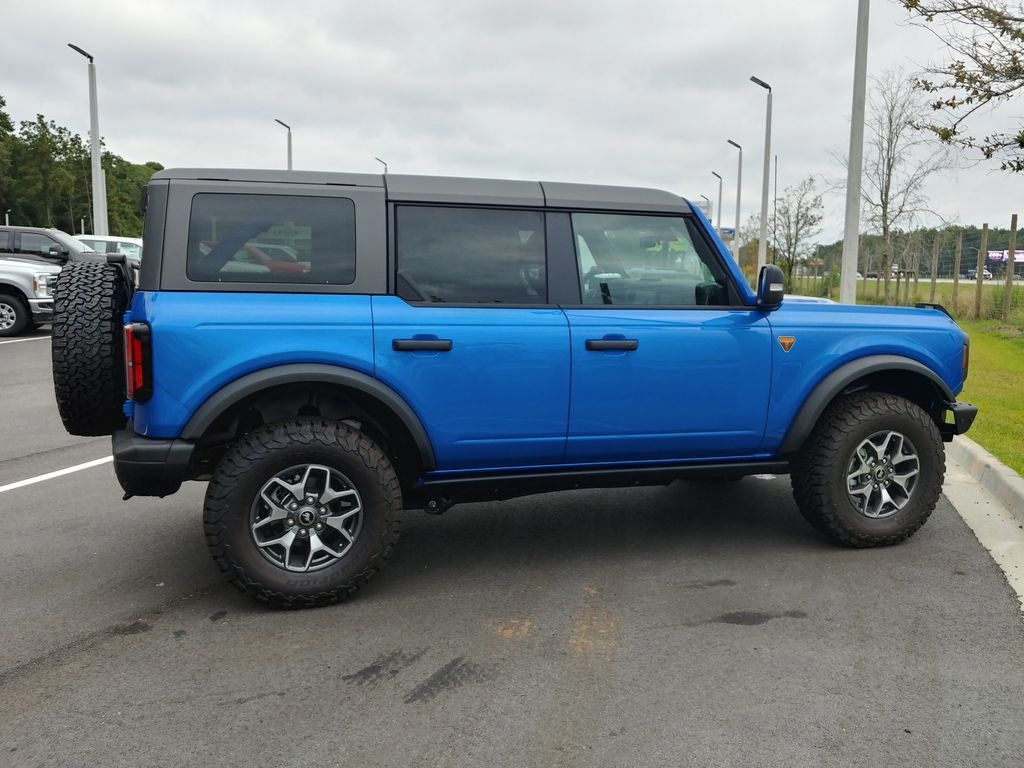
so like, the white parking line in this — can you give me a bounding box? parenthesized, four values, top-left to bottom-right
(0, 336, 50, 346)
(0, 456, 113, 494)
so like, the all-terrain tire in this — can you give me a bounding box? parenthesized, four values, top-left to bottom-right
(790, 391, 944, 548)
(204, 419, 402, 609)
(0, 292, 31, 337)
(51, 261, 131, 436)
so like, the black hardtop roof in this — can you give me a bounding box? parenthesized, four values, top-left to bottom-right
(149, 168, 690, 213)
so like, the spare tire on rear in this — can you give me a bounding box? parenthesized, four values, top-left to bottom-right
(52, 261, 132, 436)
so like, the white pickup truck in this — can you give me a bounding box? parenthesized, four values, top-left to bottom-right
(0, 258, 62, 336)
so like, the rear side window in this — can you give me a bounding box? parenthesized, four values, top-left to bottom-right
(186, 194, 355, 284)
(396, 206, 546, 304)
(572, 213, 731, 306)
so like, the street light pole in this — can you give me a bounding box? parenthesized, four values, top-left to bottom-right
(4, 210, 9, 226)
(375, 157, 388, 175)
(773, 154, 778, 264)
(68, 44, 108, 236)
(274, 119, 292, 170)
(711, 172, 723, 231)
(699, 194, 711, 219)
(727, 140, 742, 260)
(840, 0, 871, 304)
(751, 76, 772, 272)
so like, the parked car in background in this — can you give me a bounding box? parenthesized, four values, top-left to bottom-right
(76, 235, 143, 270)
(0, 257, 61, 336)
(966, 268, 993, 281)
(0, 226, 105, 266)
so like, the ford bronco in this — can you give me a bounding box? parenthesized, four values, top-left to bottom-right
(50, 169, 977, 607)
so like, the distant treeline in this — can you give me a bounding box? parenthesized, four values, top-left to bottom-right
(816, 225, 1021, 277)
(0, 94, 161, 237)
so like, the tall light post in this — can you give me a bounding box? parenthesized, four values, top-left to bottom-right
(727, 140, 742, 260)
(3, 210, 9, 226)
(274, 119, 292, 170)
(840, 0, 871, 304)
(711, 171, 723, 230)
(773, 154, 778, 264)
(375, 157, 388, 174)
(68, 44, 108, 236)
(750, 76, 772, 272)
(699, 194, 711, 219)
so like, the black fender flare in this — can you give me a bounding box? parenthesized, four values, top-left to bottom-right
(778, 354, 954, 455)
(180, 363, 436, 470)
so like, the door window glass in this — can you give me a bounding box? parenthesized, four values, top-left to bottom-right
(396, 206, 546, 303)
(186, 194, 355, 284)
(19, 232, 59, 257)
(571, 213, 730, 306)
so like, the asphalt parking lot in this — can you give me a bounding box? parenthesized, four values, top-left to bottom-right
(2, 333, 1023, 767)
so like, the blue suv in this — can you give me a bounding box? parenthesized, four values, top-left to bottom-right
(51, 169, 977, 607)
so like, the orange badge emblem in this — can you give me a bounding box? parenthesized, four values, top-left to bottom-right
(778, 336, 796, 352)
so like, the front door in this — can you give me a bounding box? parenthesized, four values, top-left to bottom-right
(373, 205, 570, 471)
(563, 211, 772, 463)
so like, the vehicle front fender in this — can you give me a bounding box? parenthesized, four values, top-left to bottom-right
(778, 354, 953, 455)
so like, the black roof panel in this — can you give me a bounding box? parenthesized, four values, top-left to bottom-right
(150, 169, 689, 212)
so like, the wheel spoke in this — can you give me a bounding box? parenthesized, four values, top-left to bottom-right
(890, 470, 918, 494)
(321, 487, 358, 505)
(253, 489, 290, 530)
(308, 531, 342, 560)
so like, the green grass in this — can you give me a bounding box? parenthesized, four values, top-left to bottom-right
(957, 320, 1024, 475)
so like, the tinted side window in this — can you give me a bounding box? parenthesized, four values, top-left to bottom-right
(571, 213, 730, 306)
(396, 206, 546, 304)
(19, 232, 59, 256)
(0, 230, 10, 253)
(186, 194, 355, 284)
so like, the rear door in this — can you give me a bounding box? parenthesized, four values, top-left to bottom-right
(562, 211, 773, 463)
(372, 205, 570, 471)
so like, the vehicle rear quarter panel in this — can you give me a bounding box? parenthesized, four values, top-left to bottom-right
(762, 302, 967, 452)
(128, 291, 375, 438)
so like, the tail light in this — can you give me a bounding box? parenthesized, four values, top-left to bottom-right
(124, 322, 153, 402)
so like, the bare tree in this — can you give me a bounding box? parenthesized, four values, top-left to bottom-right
(898, 0, 1024, 171)
(772, 176, 824, 290)
(860, 69, 949, 302)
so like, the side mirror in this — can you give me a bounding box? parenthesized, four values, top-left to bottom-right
(48, 244, 63, 258)
(757, 264, 785, 309)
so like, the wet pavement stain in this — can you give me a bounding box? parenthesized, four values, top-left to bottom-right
(711, 610, 807, 626)
(111, 620, 152, 635)
(172, 630, 187, 639)
(208, 611, 228, 623)
(403, 657, 494, 704)
(342, 649, 427, 687)
(685, 579, 738, 590)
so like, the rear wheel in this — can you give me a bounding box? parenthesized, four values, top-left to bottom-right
(203, 419, 402, 608)
(0, 293, 30, 337)
(791, 391, 944, 547)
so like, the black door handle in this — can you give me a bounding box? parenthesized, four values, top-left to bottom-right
(586, 338, 638, 351)
(392, 338, 453, 352)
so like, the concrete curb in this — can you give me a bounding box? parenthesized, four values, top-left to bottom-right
(946, 436, 1024, 525)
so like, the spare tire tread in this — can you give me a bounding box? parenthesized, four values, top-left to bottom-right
(52, 262, 130, 436)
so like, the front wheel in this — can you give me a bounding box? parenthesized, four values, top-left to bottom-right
(204, 419, 402, 608)
(0, 294, 30, 337)
(791, 391, 944, 547)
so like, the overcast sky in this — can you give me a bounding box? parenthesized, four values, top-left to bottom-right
(1, 0, 1018, 241)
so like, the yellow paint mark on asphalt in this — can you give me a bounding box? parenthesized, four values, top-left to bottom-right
(490, 618, 532, 639)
